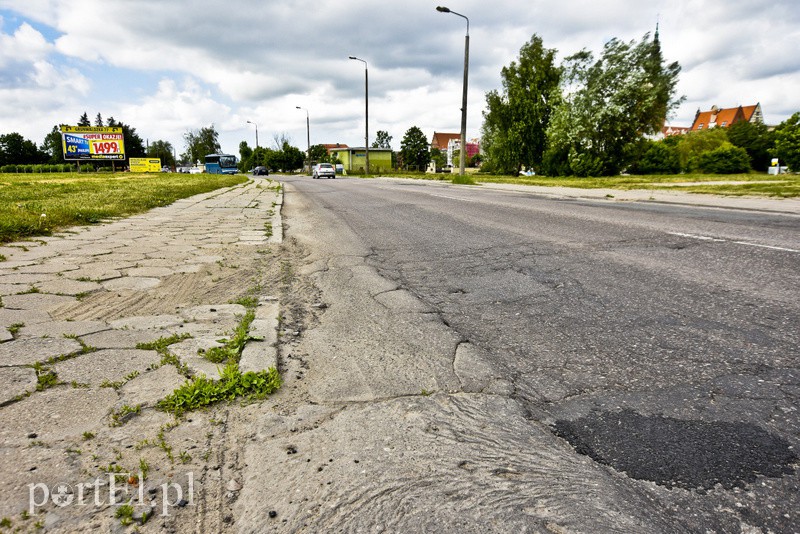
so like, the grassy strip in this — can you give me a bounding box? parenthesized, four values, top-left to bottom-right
(0, 172, 248, 243)
(157, 361, 281, 416)
(375, 171, 800, 197)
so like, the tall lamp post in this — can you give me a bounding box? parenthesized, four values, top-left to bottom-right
(296, 106, 311, 173)
(348, 56, 369, 174)
(246, 120, 259, 150)
(436, 6, 469, 177)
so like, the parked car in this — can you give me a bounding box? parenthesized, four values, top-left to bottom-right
(253, 166, 269, 176)
(312, 163, 336, 179)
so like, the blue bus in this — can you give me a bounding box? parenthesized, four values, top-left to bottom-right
(204, 153, 238, 174)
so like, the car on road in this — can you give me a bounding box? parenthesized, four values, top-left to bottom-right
(312, 163, 336, 179)
(253, 166, 269, 176)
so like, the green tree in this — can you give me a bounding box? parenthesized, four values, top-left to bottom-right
(0, 133, 45, 166)
(430, 148, 447, 169)
(42, 125, 64, 163)
(726, 120, 775, 171)
(481, 34, 562, 175)
(372, 130, 393, 149)
(78, 112, 91, 126)
(693, 145, 751, 174)
(544, 32, 682, 176)
(673, 128, 729, 171)
(239, 141, 254, 170)
(772, 112, 800, 171)
(308, 144, 330, 164)
(94, 113, 104, 127)
(632, 140, 681, 174)
(399, 126, 430, 170)
(263, 141, 304, 172)
(146, 140, 175, 168)
(182, 125, 221, 164)
(106, 117, 146, 161)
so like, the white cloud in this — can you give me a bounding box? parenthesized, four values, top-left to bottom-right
(1, 0, 799, 149)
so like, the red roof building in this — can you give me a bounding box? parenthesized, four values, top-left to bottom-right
(322, 143, 349, 154)
(690, 103, 763, 131)
(431, 132, 460, 151)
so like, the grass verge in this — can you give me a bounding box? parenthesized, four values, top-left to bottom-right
(0, 172, 248, 243)
(365, 171, 800, 197)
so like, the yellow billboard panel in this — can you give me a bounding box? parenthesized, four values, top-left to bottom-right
(130, 158, 162, 173)
(60, 125, 126, 161)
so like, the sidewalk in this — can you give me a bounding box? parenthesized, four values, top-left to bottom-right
(476, 181, 800, 215)
(0, 179, 282, 531)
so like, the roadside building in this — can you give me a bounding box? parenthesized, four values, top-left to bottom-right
(329, 147, 393, 174)
(430, 132, 460, 152)
(322, 143, 349, 154)
(691, 103, 764, 131)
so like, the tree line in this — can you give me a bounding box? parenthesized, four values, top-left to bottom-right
(480, 32, 800, 175)
(0, 114, 228, 171)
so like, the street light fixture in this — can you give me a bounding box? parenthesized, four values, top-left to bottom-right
(436, 6, 469, 177)
(296, 106, 311, 174)
(246, 120, 259, 150)
(349, 56, 369, 175)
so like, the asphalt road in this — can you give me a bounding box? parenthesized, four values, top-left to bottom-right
(280, 175, 800, 532)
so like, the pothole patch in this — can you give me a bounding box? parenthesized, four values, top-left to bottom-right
(553, 409, 797, 490)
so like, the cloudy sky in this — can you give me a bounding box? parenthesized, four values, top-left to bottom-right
(1, 0, 799, 158)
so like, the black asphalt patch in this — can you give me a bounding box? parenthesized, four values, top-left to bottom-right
(553, 409, 798, 490)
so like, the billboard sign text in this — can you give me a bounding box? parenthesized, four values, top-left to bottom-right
(61, 126, 126, 161)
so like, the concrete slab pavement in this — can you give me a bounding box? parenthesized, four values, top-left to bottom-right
(0, 177, 283, 531)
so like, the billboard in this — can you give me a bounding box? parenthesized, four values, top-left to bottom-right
(130, 158, 162, 173)
(61, 125, 126, 160)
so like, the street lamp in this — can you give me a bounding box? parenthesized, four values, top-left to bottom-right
(436, 6, 469, 177)
(246, 120, 259, 150)
(349, 56, 369, 174)
(296, 106, 311, 174)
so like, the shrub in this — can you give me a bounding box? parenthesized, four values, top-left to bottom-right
(635, 142, 681, 174)
(691, 145, 751, 174)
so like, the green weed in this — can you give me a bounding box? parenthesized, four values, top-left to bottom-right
(139, 458, 149, 480)
(7, 322, 24, 336)
(109, 404, 142, 427)
(157, 362, 281, 417)
(34, 367, 58, 391)
(202, 309, 257, 364)
(115, 504, 135, 526)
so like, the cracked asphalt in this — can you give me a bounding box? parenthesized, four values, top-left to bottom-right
(250, 176, 799, 533)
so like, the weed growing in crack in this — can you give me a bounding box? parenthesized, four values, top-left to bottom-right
(157, 362, 281, 417)
(202, 309, 257, 364)
(31, 362, 58, 391)
(115, 504, 135, 526)
(101, 370, 140, 390)
(138, 333, 191, 353)
(109, 404, 142, 427)
(137, 333, 192, 375)
(7, 322, 24, 337)
(17, 286, 40, 295)
(62, 333, 98, 354)
(139, 458, 149, 480)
